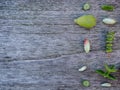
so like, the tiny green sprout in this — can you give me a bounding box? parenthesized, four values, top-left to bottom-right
(82, 80, 90, 87)
(96, 64, 117, 80)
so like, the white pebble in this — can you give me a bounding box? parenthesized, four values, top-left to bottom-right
(101, 83, 112, 87)
(103, 18, 116, 25)
(78, 66, 87, 72)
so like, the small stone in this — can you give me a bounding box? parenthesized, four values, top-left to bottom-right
(78, 66, 87, 72)
(101, 83, 112, 87)
(103, 18, 116, 25)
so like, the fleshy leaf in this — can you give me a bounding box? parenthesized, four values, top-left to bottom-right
(74, 15, 96, 29)
(101, 83, 112, 87)
(101, 5, 114, 11)
(105, 64, 117, 73)
(96, 70, 106, 76)
(83, 3, 90, 11)
(104, 64, 111, 72)
(84, 39, 90, 53)
(103, 18, 116, 25)
(82, 80, 90, 87)
(107, 74, 116, 80)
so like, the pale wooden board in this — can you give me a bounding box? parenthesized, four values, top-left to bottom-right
(0, 0, 120, 90)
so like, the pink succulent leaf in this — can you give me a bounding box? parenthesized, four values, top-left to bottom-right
(84, 39, 90, 53)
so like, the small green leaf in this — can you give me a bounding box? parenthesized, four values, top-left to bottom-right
(106, 38, 113, 41)
(105, 64, 117, 72)
(101, 5, 114, 11)
(107, 35, 114, 39)
(109, 65, 115, 69)
(107, 74, 116, 80)
(106, 44, 113, 47)
(104, 64, 111, 72)
(83, 3, 90, 11)
(96, 70, 106, 76)
(109, 65, 117, 72)
(106, 47, 112, 52)
(82, 80, 90, 87)
(106, 40, 113, 43)
(106, 49, 112, 53)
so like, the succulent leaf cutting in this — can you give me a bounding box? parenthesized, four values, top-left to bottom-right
(82, 80, 90, 87)
(96, 64, 117, 80)
(83, 3, 91, 11)
(74, 15, 96, 29)
(105, 31, 115, 53)
(101, 5, 114, 11)
(103, 18, 116, 25)
(84, 39, 90, 53)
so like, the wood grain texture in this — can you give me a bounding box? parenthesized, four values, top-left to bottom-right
(0, 0, 120, 90)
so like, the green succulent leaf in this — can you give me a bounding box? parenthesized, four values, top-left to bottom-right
(106, 49, 112, 53)
(105, 64, 111, 72)
(106, 40, 113, 43)
(107, 74, 116, 80)
(106, 35, 114, 39)
(106, 38, 114, 41)
(96, 70, 106, 76)
(82, 80, 90, 87)
(105, 31, 115, 53)
(101, 5, 114, 11)
(74, 15, 96, 29)
(104, 64, 117, 73)
(109, 65, 117, 72)
(106, 44, 113, 47)
(83, 3, 91, 11)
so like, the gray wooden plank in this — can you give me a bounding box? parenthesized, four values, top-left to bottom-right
(1, 31, 120, 60)
(0, 52, 120, 90)
(0, 0, 120, 90)
(0, 33, 120, 60)
(0, 0, 119, 11)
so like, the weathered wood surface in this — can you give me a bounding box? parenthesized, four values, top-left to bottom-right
(0, 0, 120, 90)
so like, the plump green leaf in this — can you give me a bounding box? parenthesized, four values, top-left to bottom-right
(82, 80, 90, 87)
(106, 40, 113, 43)
(101, 5, 114, 11)
(106, 38, 114, 41)
(106, 47, 112, 52)
(83, 3, 90, 11)
(106, 49, 112, 53)
(74, 15, 96, 29)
